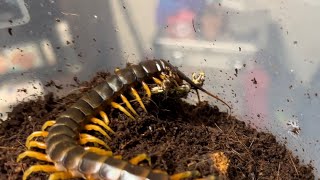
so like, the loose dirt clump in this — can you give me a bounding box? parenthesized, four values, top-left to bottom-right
(0, 72, 315, 180)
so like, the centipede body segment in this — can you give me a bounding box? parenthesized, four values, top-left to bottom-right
(17, 59, 231, 180)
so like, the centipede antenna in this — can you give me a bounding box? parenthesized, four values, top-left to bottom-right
(226, 108, 231, 119)
(196, 89, 201, 103)
(195, 85, 232, 112)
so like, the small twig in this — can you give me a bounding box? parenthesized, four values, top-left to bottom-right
(289, 154, 299, 175)
(4, 134, 18, 141)
(17, 140, 26, 149)
(231, 149, 244, 161)
(120, 139, 134, 150)
(277, 162, 281, 180)
(0, 146, 19, 150)
(233, 131, 250, 152)
(248, 138, 255, 149)
(150, 138, 174, 157)
(144, 97, 160, 110)
(214, 123, 223, 132)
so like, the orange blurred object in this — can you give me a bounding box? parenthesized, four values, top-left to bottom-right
(167, 9, 195, 39)
(11, 50, 35, 70)
(200, 13, 223, 40)
(0, 56, 9, 74)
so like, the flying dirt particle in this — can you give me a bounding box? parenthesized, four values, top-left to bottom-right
(251, 78, 257, 84)
(234, 68, 238, 77)
(17, 88, 27, 93)
(8, 28, 13, 36)
(45, 80, 63, 89)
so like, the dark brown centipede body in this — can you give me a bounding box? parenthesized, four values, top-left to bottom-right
(17, 59, 231, 180)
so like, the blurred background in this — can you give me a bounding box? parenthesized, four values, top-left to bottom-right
(0, 0, 320, 177)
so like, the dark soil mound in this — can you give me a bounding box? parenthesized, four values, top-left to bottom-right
(0, 72, 314, 180)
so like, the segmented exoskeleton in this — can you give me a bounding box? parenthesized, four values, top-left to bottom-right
(17, 59, 231, 180)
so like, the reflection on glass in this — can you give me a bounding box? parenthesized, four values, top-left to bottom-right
(0, 0, 30, 29)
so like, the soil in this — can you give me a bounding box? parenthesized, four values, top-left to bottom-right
(0, 71, 315, 180)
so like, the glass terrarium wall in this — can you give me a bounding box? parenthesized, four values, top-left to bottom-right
(0, 0, 127, 118)
(114, 0, 320, 176)
(0, 0, 319, 177)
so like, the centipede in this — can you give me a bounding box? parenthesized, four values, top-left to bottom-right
(17, 59, 231, 180)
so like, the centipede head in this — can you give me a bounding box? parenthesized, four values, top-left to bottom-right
(159, 59, 232, 114)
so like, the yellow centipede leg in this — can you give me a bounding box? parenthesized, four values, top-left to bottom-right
(142, 81, 151, 98)
(129, 153, 151, 166)
(152, 169, 168, 174)
(84, 124, 111, 140)
(17, 151, 51, 162)
(110, 101, 135, 120)
(152, 77, 163, 85)
(84, 146, 113, 156)
(48, 172, 74, 180)
(195, 175, 217, 180)
(26, 131, 48, 148)
(170, 171, 201, 180)
(22, 165, 57, 180)
(99, 111, 110, 125)
(41, 120, 56, 131)
(159, 73, 167, 80)
(90, 117, 115, 134)
(131, 87, 147, 112)
(26, 141, 46, 150)
(79, 133, 111, 150)
(120, 94, 138, 116)
(114, 155, 123, 160)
